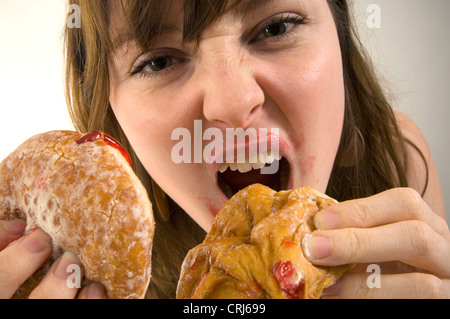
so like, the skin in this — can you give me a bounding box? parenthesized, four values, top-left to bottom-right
(0, 0, 448, 298)
(108, 0, 345, 230)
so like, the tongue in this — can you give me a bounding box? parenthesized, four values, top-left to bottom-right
(219, 166, 280, 194)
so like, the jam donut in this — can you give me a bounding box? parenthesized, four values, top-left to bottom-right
(0, 130, 154, 299)
(177, 184, 352, 299)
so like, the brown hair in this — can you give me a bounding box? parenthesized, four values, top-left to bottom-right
(64, 0, 428, 298)
(325, 0, 428, 201)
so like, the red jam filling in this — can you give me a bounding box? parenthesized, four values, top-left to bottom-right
(189, 256, 201, 270)
(273, 261, 305, 299)
(76, 131, 132, 166)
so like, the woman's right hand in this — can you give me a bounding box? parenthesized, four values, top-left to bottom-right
(0, 219, 106, 299)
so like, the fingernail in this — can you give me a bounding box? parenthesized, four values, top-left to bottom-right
(86, 282, 107, 299)
(53, 251, 80, 281)
(19, 228, 52, 254)
(3, 219, 26, 236)
(302, 234, 332, 260)
(321, 279, 343, 297)
(315, 210, 340, 230)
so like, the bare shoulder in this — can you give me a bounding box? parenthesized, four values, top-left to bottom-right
(394, 110, 446, 219)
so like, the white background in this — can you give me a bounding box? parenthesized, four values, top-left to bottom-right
(0, 0, 448, 222)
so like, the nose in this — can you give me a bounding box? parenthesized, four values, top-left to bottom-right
(200, 45, 265, 128)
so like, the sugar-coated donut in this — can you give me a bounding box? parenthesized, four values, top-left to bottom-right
(0, 130, 154, 299)
(177, 184, 352, 299)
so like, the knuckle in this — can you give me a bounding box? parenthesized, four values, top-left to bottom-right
(346, 199, 372, 227)
(406, 220, 436, 258)
(344, 229, 364, 261)
(435, 217, 450, 238)
(420, 274, 445, 299)
(397, 187, 425, 220)
(349, 273, 372, 299)
(435, 226, 450, 245)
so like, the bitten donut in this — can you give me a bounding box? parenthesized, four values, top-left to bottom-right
(0, 130, 155, 299)
(177, 184, 352, 299)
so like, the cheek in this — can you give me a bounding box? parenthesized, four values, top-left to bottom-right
(109, 84, 220, 229)
(271, 49, 345, 146)
(109, 86, 175, 173)
(297, 53, 344, 170)
(259, 38, 345, 187)
(109, 84, 209, 192)
(297, 48, 343, 118)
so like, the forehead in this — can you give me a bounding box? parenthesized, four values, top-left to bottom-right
(110, 0, 276, 20)
(109, 0, 276, 52)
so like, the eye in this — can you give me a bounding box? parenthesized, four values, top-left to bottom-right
(143, 56, 173, 72)
(264, 21, 291, 38)
(252, 13, 305, 42)
(130, 49, 190, 79)
(130, 55, 174, 77)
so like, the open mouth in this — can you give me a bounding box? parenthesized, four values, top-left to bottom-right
(217, 153, 291, 199)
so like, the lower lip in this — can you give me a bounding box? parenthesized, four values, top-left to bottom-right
(223, 131, 290, 161)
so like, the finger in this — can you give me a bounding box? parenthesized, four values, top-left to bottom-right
(0, 220, 26, 250)
(322, 272, 450, 299)
(77, 282, 107, 299)
(28, 251, 83, 299)
(0, 228, 52, 298)
(302, 220, 450, 276)
(314, 188, 450, 239)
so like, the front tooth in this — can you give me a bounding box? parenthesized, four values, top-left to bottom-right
(249, 154, 258, 164)
(273, 151, 282, 161)
(237, 162, 252, 173)
(218, 152, 282, 173)
(252, 160, 265, 170)
(265, 152, 275, 164)
(219, 163, 229, 173)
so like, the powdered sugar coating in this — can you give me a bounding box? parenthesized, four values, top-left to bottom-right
(0, 131, 154, 299)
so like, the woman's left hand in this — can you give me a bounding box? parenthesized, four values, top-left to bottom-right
(301, 187, 450, 298)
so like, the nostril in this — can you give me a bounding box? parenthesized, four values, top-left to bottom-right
(250, 102, 262, 116)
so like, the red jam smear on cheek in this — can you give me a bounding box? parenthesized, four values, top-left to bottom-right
(76, 131, 132, 166)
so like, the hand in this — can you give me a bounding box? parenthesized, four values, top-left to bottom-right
(301, 188, 450, 298)
(0, 220, 106, 299)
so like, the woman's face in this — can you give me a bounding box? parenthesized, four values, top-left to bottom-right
(108, 0, 345, 231)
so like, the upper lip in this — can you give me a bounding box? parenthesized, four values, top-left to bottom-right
(205, 129, 290, 173)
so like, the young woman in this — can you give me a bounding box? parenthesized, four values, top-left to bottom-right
(0, 0, 448, 299)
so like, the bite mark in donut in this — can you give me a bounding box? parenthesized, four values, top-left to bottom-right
(176, 184, 353, 299)
(273, 261, 306, 299)
(76, 131, 132, 166)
